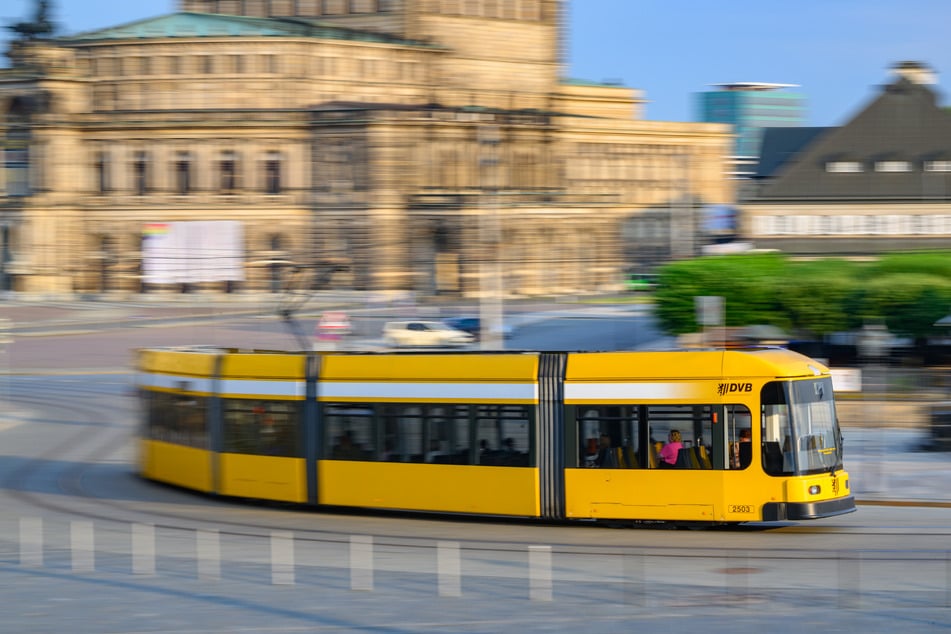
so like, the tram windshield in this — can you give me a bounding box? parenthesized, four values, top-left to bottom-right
(761, 377, 842, 476)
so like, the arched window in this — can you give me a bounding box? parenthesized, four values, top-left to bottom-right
(245, 0, 267, 17)
(133, 151, 149, 196)
(174, 152, 192, 195)
(265, 151, 282, 194)
(350, 0, 377, 12)
(95, 150, 111, 194)
(220, 150, 239, 193)
(96, 234, 116, 292)
(298, 0, 321, 15)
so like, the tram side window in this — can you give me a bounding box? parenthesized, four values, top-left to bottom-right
(379, 404, 473, 464)
(574, 405, 640, 468)
(145, 390, 209, 449)
(425, 405, 471, 464)
(647, 404, 714, 469)
(324, 404, 375, 460)
(761, 382, 794, 476)
(726, 405, 754, 470)
(222, 399, 301, 457)
(476, 404, 533, 467)
(323, 402, 533, 466)
(381, 404, 421, 462)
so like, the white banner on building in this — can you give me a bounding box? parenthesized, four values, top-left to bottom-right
(142, 221, 245, 285)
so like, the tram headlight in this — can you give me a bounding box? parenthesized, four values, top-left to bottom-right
(809, 485, 821, 495)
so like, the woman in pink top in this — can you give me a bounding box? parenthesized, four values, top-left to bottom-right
(659, 430, 683, 467)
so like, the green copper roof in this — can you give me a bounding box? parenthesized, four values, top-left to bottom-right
(61, 12, 434, 47)
(562, 78, 629, 88)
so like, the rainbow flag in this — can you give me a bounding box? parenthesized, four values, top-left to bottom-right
(143, 223, 169, 237)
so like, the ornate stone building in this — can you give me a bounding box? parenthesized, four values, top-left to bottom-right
(0, 0, 731, 295)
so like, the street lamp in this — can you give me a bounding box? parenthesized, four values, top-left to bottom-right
(478, 124, 503, 350)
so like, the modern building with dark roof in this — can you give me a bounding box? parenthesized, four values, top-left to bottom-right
(741, 61, 951, 255)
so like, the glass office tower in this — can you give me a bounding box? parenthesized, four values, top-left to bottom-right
(697, 83, 806, 178)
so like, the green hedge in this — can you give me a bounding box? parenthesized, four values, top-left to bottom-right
(653, 252, 951, 341)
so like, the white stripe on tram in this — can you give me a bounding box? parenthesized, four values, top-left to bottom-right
(138, 374, 215, 394)
(564, 382, 693, 401)
(218, 379, 305, 398)
(319, 382, 538, 401)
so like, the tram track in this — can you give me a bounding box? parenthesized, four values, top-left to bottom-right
(5, 376, 951, 560)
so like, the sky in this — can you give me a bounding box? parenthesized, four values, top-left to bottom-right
(3, 0, 951, 127)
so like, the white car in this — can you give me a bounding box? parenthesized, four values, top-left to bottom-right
(382, 320, 476, 348)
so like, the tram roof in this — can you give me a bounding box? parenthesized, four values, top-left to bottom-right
(137, 347, 828, 382)
(566, 348, 828, 382)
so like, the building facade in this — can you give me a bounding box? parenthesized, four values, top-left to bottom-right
(0, 0, 732, 296)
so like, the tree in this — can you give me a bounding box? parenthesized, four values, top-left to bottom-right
(860, 274, 951, 343)
(777, 260, 862, 338)
(652, 251, 951, 346)
(653, 253, 786, 335)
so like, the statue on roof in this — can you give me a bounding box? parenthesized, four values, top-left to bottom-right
(7, 0, 57, 41)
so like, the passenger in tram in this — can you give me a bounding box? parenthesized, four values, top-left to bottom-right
(381, 438, 399, 461)
(499, 437, 527, 466)
(596, 433, 618, 468)
(659, 429, 683, 468)
(737, 428, 752, 469)
(252, 405, 279, 454)
(478, 439, 495, 465)
(583, 437, 599, 467)
(782, 435, 795, 471)
(331, 430, 364, 460)
(425, 438, 449, 463)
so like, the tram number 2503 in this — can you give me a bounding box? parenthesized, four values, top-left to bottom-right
(729, 504, 753, 514)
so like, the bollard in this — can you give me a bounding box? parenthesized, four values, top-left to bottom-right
(528, 545, 552, 602)
(19, 517, 43, 567)
(132, 523, 156, 576)
(270, 531, 295, 586)
(350, 535, 373, 591)
(197, 529, 221, 581)
(71, 520, 95, 573)
(437, 541, 461, 598)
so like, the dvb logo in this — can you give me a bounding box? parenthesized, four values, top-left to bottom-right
(717, 382, 753, 396)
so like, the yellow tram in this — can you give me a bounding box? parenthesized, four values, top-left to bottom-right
(136, 347, 855, 524)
